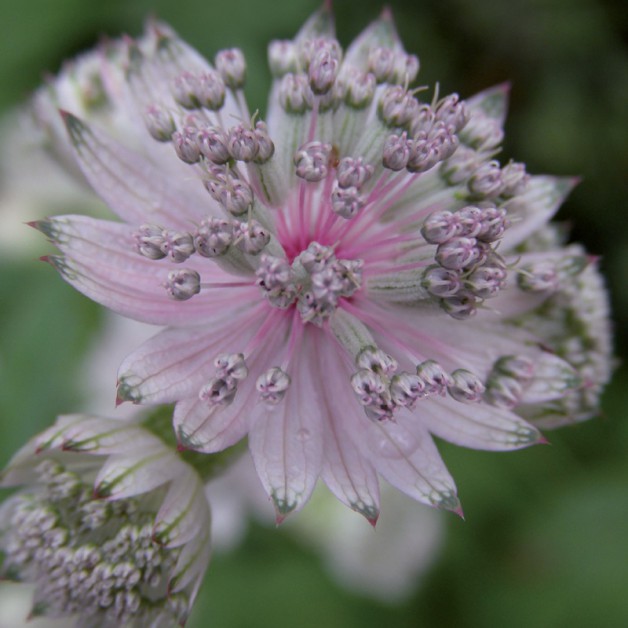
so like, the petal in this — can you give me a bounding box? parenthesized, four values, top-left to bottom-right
(315, 332, 381, 523)
(45, 417, 161, 454)
(248, 330, 324, 519)
(343, 8, 404, 70)
(117, 306, 265, 404)
(420, 396, 543, 450)
(62, 112, 214, 228)
(153, 467, 210, 548)
(520, 352, 581, 404)
(294, 3, 336, 42)
(38, 215, 258, 326)
(169, 521, 211, 599)
(501, 175, 578, 251)
(367, 418, 460, 513)
(466, 83, 511, 128)
(94, 447, 185, 499)
(173, 311, 290, 452)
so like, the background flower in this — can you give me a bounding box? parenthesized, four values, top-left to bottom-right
(0, 1, 626, 627)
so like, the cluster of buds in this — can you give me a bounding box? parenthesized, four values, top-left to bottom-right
(256, 243, 364, 326)
(441, 142, 529, 203)
(331, 157, 373, 218)
(0, 415, 211, 627)
(134, 217, 271, 300)
(421, 204, 509, 318)
(199, 352, 248, 406)
(351, 348, 486, 421)
(381, 92, 469, 174)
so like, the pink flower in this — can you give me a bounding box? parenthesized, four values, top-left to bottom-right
(33, 6, 611, 523)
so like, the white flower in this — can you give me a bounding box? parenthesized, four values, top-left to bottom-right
(0, 414, 211, 627)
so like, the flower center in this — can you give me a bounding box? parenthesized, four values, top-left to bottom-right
(256, 241, 363, 326)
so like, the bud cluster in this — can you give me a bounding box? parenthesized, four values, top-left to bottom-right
(381, 92, 469, 174)
(351, 350, 479, 420)
(256, 243, 364, 326)
(331, 157, 373, 219)
(421, 205, 510, 318)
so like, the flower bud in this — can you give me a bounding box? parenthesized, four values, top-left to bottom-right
(165, 269, 201, 300)
(215, 48, 246, 89)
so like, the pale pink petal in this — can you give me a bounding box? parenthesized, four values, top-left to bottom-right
(117, 306, 265, 404)
(249, 331, 324, 518)
(315, 332, 381, 522)
(366, 418, 460, 512)
(62, 112, 216, 228)
(419, 397, 542, 450)
(169, 523, 211, 597)
(39, 215, 258, 325)
(173, 312, 291, 452)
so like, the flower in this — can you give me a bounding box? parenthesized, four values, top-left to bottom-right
(32, 5, 611, 523)
(0, 414, 211, 627)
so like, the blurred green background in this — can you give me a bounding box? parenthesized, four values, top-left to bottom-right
(0, 0, 627, 626)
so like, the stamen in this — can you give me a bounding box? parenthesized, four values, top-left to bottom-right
(193, 218, 235, 257)
(294, 141, 332, 182)
(256, 367, 291, 404)
(203, 168, 253, 215)
(416, 359, 453, 394)
(233, 220, 270, 255)
(197, 125, 230, 164)
(172, 126, 201, 164)
(336, 157, 373, 189)
(215, 48, 247, 90)
(164, 269, 201, 301)
(227, 124, 260, 162)
(143, 104, 175, 142)
(134, 225, 194, 262)
(447, 369, 485, 403)
(382, 132, 411, 171)
(279, 73, 314, 113)
(199, 352, 248, 407)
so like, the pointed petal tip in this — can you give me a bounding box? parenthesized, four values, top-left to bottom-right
(453, 504, 465, 520)
(176, 442, 189, 453)
(380, 5, 394, 20)
(537, 435, 551, 446)
(275, 513, 287, 526)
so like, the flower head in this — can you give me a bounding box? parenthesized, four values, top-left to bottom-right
(0, 415, 211, 627)
(32, 6, 611, 522)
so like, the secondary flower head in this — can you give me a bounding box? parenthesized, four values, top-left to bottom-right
(0, 415, 211, 627)
(32, 6, 611, 522)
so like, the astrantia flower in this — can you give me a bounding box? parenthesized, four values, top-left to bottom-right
(32, 6, 611, 522)
(0, 415, 211, 627)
